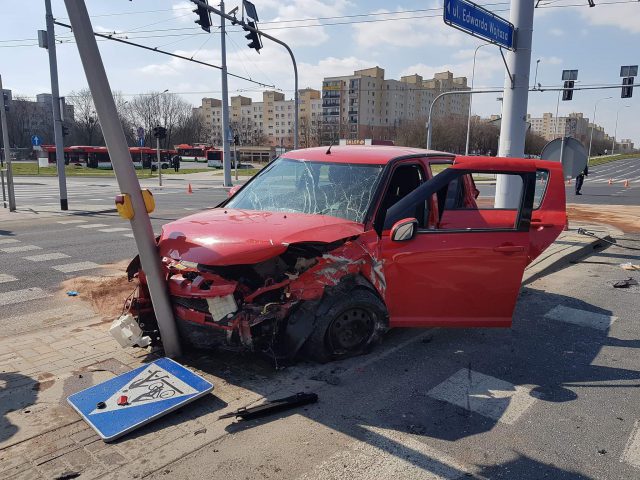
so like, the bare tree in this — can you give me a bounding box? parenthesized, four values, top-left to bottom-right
(66, 88, 102, 145)
(395, 118, 426, 148)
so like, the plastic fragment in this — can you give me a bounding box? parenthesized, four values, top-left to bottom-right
(66, 291, 79, 296)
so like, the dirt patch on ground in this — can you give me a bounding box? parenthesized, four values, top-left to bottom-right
(59, 260, 137, 321)
(567, 204, 640, 234)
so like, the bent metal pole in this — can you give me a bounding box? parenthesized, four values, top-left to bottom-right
(63, 0, 182, 357)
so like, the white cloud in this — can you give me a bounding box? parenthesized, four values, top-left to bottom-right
(540, 56, 562, 65)
(353, 7, 468, 48)
(172, 1, 195, 23)
(579, 4, 640, 34)
(549, 28, 564, 36)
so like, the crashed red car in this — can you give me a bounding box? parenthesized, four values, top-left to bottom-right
(126, 146, 566, 362)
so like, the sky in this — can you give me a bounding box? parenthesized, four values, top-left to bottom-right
(1, 0, 639, 144)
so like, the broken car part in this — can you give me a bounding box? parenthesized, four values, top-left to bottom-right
(218, 392, 319, 420)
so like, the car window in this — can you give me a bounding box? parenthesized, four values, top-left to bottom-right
(379, 163, 428, 227)
(534, 170, 549, 209)
(225, 158, 383, 223)
(436, 172, 524, 231)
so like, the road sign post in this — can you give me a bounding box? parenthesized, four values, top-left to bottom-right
(443, 0, 515, 50)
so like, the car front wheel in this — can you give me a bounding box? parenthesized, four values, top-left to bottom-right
(303, 288, 387, 363)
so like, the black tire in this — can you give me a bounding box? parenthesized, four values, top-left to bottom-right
(303, 288, 388, 363)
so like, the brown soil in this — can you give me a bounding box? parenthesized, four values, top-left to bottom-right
(59, 260, 137, 321)
(567, 204, 640, 234)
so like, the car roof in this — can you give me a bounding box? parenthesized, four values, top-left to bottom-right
(280, 146, 453, 165)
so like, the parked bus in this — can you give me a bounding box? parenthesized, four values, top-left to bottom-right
(206, 148, 223, 168)
(41, 145, 175, 170)
(175, 143, 209, 162)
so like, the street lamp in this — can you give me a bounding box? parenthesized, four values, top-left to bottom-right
(533, 58, 541, 89)
(587, 96, 612, 164)
(465, 42, 492, 155)
(612, 105, 630, 155)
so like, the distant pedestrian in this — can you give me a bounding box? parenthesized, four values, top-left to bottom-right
(172, 155, 181, 173)
(575, 164, 588, 195)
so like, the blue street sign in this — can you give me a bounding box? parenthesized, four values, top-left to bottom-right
(138, 137, 145, 147)
(443, 0, 515, 51)
(31, 135, 42, 146)
(67, 358, 213, 442)
(137, 126, 145, 139)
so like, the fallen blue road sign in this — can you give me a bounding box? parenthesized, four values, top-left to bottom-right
(67, 358, 213, 442)
(443, 0, 515, 51)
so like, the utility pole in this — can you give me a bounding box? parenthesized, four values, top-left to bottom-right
(44, 0, 69, 210)
(220, 0, 232, 187)
(612, 105, 630, 155)
(64, 0, 181, 358)
(587, 96, 612, 165)
(0, 75, 16, 211)
(495, 0, 534, 208)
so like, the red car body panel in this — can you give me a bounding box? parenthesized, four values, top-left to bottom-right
(127, 146, 566, 358)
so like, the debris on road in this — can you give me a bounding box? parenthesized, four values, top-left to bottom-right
(613, 278, 638, 289)
(218, 392, 318, 421)
(620, 263, 640, 271)
(66, 290, 79, 296)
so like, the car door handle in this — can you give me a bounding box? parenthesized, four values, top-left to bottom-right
(493, 245, 525, 253)
(531, 219, 554, 228)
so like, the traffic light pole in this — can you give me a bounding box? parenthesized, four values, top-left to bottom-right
(0, 74, 16, 211)
(64, 0, 182, 358)
(191, 0, 299, 149)
(495, 0, 534, 208)
(220, 0, 232, 187)
(156, 136, 162, 187)
(45, 0, 69, 210)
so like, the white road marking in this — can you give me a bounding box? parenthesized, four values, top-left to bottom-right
(0, 238, 20, 245)
(622, 420, 640, 469)
(52, 261, 102, 273)
(0, 288, 51, 307)
(0, 245, 42, 253)
(427, 369, 537, 425)
(23, 252, 71, 262)
(88, 198, 105, 201)
(123, 233, 135, 238)
(57, 219, 87, 224)
(298, 426, 472, 480)
(77, 223, 109, 229)
(98, 227, 130, 233)
(544, 305, 616, 331)
(0, 274, 18, 284)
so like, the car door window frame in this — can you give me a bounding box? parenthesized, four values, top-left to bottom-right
(383, 168, 536, 233)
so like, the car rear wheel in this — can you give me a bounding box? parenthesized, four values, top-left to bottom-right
(303, 288, 387, 363)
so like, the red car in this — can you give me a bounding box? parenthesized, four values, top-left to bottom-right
(126, 146, 566, 362)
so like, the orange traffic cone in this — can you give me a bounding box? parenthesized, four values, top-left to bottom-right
(624, 179, 629, 188)
(608, 178, 613, 185)
(187, 183, 193, 194)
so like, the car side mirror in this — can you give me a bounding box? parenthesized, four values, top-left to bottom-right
(390, 218, 418, 242)
(228, 185, 241, 197)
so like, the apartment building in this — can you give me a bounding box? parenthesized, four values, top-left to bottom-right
(193, 89, 322, 148)
(321, 67, 470, 144)
(525, 112, 618, 146)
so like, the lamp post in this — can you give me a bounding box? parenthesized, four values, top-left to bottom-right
(587, 96, 612, 164)
(465, 42, 492, 155)
(533, 58, 541, 88)
(612, 105, 630, 155)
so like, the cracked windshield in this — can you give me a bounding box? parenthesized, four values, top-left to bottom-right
(226, 158, 384, 223)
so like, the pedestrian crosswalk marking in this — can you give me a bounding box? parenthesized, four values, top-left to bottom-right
(427, 369, 537, 424)
(544, 305, 616, 331)
(123, 233, 135, 238)
(23, 252, 71, 262)
(0, 238, 20, 245)
(52, 261, 102, 273)
(58, 219, 88, 224)
(0, 245, 42, 253)
(0, 274, 18, 284)
(0, 288, 51, 307)
(98, 227, 130, 233)
(621, 420, 640, 469)
(77, 223, 109, 229)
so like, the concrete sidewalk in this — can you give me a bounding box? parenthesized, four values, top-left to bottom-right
(0, 223, 619, 480)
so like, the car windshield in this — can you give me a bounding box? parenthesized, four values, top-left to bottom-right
(226, 158, 384, 223)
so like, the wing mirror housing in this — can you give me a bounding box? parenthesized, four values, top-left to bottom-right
(228, 185, 241, 197)
(390, 218, 418, 242)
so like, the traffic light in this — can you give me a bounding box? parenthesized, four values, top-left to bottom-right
(2, 91, 9, 112)
(192, 0, 212, 33)
(562, 80, 574, 101)
(153, 126, 167, 139)
(234, 134, 240, 145)
(622, 77, 634, 98)
(62, 124, 69, 136)
(244, 21, 262, 53)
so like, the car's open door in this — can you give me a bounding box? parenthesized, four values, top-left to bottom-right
(377, 157, 545, 329)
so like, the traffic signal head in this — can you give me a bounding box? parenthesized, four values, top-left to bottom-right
(153, 126, 167, 139)
(2, 91, 9, 112)
(622, 77, 634, 98)
(192, 0, 212, 33)
(244, 21, 263, 53)
(234, 134, 240, 145)
(62, 124, 69, 136)
(562, 80, 574, 101)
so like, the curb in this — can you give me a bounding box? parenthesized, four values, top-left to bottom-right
(522, 234, 611, 285)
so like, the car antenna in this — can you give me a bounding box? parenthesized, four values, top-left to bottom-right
(326, 144, 332, 155)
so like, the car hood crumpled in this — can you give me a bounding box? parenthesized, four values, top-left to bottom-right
(158, 208, 365, 266)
